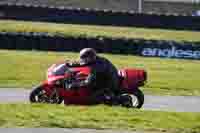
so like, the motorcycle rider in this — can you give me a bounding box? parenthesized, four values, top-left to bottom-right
(66, 48, 122, 104)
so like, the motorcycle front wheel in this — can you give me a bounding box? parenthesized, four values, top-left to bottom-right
(29, 85, 63, 104)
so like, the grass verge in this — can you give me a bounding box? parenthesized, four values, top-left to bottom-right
(0, 20, 200, 42)
(0, 50, 200, 96)
(0, 103, 200, 133)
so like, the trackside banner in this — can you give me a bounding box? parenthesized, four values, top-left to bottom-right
(139, 42, 200, 60)
(0, 32, 200, 60)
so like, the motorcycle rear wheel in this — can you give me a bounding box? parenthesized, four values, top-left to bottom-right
(29, 85, 63, 104)
(121, 89, 144, 108)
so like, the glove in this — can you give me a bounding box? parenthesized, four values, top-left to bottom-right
(68, 82, 80, 90)
(67, 80, 87, 90)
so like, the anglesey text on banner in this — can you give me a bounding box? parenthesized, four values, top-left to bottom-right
(142, 46, 200, 59)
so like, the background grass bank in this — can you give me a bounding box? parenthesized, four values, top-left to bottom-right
(0, 50, 200, 96)
(0, 103, 200, 133)
(0, 20, 200, 42)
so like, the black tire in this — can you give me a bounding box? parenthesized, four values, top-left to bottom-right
(29, 85, 43, 103)
(133, 88, 144, 108)
(29, 85, 63, 104)
(120, 88, 144, 108)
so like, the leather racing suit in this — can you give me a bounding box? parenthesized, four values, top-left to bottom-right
(67, 56, 121, 104)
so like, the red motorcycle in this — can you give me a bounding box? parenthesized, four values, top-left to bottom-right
(29, 61, 147, 108)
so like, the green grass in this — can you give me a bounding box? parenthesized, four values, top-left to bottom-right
(0, 50, 200, 96)
(0, 20, 200, 42)
(0, 103, 200, 133)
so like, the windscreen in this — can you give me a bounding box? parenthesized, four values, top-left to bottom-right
(48, 63, 72, 76)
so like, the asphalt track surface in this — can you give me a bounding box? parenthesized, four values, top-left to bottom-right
(1, 88, 200, 133)
(1, 88, 200, 112)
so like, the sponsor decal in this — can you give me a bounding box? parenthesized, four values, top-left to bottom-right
(142, 46, 200, 59)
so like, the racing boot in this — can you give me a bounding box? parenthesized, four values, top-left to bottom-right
(119, 94, 133, 107)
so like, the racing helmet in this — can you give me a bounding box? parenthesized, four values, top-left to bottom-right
(79, 48, 97, 65)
